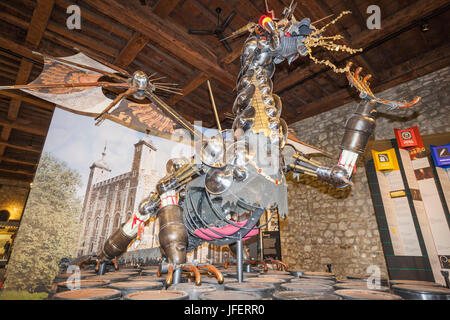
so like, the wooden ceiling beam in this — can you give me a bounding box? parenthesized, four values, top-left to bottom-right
(0, 140, 42, 153)
(177, 96, 211, 119)
(0, 91, 54, 112)
(0, 0, 54, 167)
(0, 52, 21, 65)
(0, 168, 34, 176)
(0, 9, 118, 59)
(0, 35, 40, 64)
(42, 29, 107, 60)
(375, 43, 450, 92)
(144, 42, 196, 77)
(188, 90, 223, 115)
(283, 91, 307, 106)
(309, 78, 331, 96)
(7, 98, 23, 121)
(0, 72, 15, 81)
(0, 128, 12, 142)
(0, 64, 17, 75)
(175, 100, 213, 127)
(220, 44, 242, 65)
(189, 0, 223, 27)
(88, 0, 235, 88)
(0, 172, 33, 182)
(191, 85, 229, 112)
(204, 80, 235, 101)
(289, 84, 316, 104)
(54, 0, 133, 39)
(114, 32, 150, 69)
(165, 36, 242, 108)
(133, 54, 182, 84)
(166, 72, 209, 106)
(46, 22, 118, 58)
(351, 0, 450, 49)
(292, 42, 450, 122)
(26, 1, 54, 47)
(341, 0, 366, 30)
(152, 0, 181, 18)
(0, 118, 48, 136)
(0, 156, 36, 167)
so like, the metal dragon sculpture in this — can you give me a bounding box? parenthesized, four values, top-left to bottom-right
(0, 1, 420, 286)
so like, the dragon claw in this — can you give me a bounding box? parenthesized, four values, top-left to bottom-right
(247, 260, 269, 272)
(363, 74, 372, 86)
(198, 264, 224, 284)
(165, 264, 174, 287)
(162, 263, 225, 287)
(262, 258, 289, 271)
(346, 64, 421, 110)
(182, 264, 202, 286)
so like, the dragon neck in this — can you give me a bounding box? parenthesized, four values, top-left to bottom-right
(232, 35, 284, 144)
(249, 72, 272, 137)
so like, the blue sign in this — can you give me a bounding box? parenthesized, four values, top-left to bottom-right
(431, 144, 450, 168)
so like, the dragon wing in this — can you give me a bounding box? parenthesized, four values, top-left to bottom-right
(105, 95, 187, 141)
(3, 52, 194, 142)
(22, 52, 120, 115)
(287, 129, 332, 157)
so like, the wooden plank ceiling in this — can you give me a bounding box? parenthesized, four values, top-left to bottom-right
(0, 0, 448, 183)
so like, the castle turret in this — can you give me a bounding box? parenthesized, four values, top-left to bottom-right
(82, 146, 111, 214)
(129, 135, 159, 217)
(131, 135, 157, 178)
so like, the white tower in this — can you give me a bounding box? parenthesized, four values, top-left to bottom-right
(78, 146, 111, 255)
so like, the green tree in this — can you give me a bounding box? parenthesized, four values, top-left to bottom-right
(3, 152, 83, 293)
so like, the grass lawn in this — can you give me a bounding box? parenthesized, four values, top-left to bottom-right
(0, 290, 48, 300)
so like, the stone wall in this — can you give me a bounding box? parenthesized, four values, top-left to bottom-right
(281, 66, 450, 279)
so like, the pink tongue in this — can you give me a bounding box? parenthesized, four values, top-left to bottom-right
(193, 219, 259, 241)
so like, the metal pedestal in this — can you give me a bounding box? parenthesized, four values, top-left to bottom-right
(97, 262, 107, 275)
(236, 238, 243, 283)
(173, 267, 182, 284)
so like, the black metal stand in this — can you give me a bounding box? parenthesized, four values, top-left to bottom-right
(236, 237, 243, 283)
(173, 267, 182, 284)
(97, 261, 107, 275)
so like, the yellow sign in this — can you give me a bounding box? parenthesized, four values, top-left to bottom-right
(372, 148, 399, 171)
(390, 190, 407, 198)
